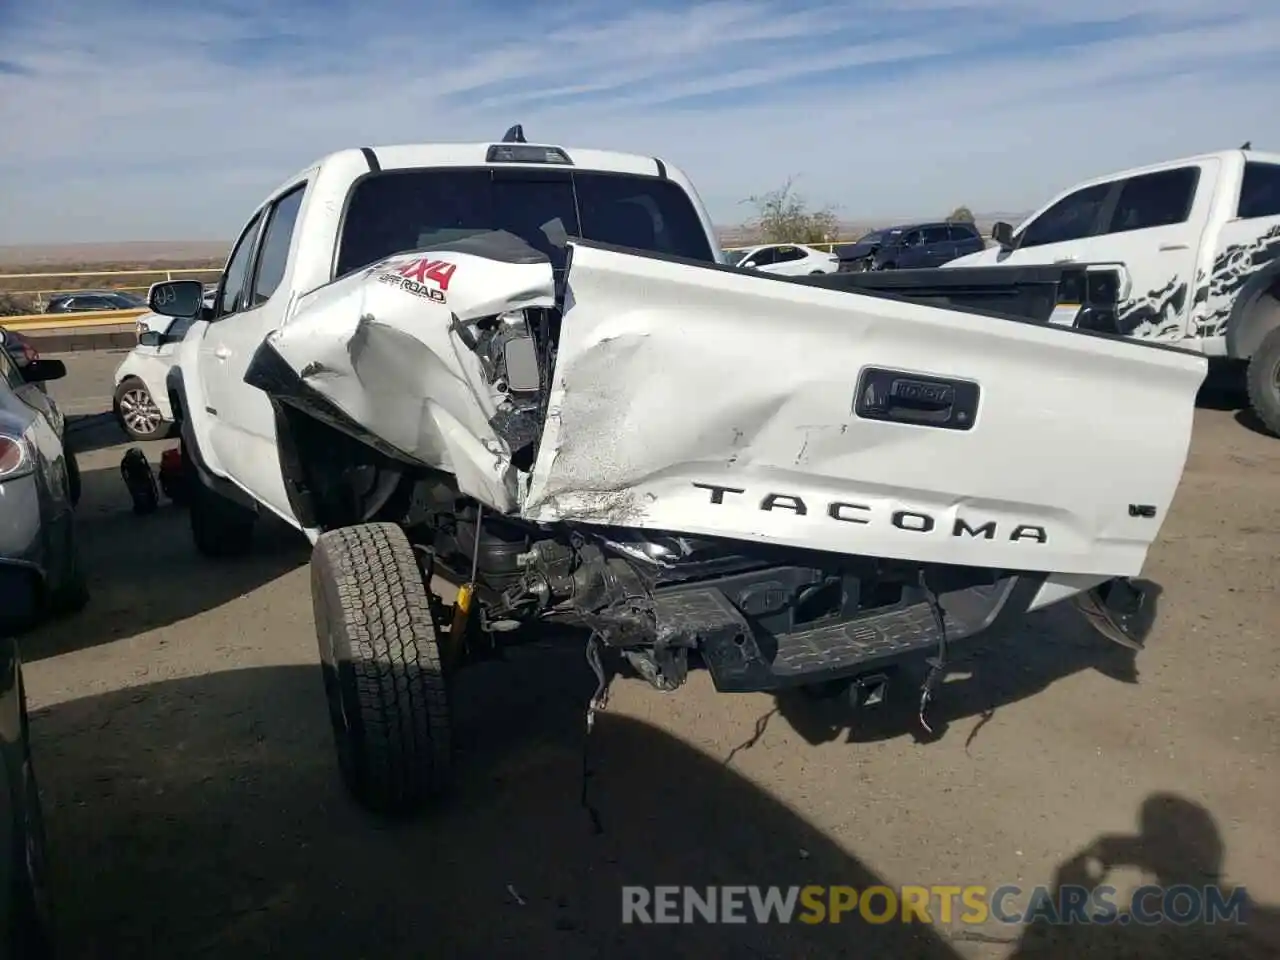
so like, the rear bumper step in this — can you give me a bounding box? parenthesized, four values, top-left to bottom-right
(651, 575, 1045, 693)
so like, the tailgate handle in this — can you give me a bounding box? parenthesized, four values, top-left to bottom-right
(854, 368, 980, 431)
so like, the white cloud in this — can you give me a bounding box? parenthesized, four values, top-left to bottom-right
(0, 0, 1276, 243)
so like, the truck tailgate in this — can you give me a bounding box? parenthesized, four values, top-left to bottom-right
(523, 242, 1207, 577)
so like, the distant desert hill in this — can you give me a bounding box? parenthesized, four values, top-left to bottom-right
(0, 240, 231, 269)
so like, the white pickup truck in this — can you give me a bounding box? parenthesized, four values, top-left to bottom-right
(947, 147, 1280, 432)
(145, 128, 1206, 817)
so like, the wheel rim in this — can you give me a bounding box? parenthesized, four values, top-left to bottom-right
(1272, 357, 1280, 392)
(119, 388, 162, 435)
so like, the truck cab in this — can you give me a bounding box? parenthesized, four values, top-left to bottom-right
(947, 149, 1280, 431)
(163, 134, 721, 536)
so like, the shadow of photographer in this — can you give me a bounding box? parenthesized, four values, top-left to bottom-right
(1009, 793, 1279, 959)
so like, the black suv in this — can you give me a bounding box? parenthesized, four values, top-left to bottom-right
(836, 221, 986, 271)
(43, 290, 146, 314)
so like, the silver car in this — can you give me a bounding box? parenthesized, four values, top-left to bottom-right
(0, 347, 86, 633)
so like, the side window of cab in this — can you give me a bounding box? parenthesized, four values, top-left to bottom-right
(213, 211, 265, 321)
(1018, 182, 1111, 249)
(247, 184, 307, 307)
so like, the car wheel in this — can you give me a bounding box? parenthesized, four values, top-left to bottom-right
(1245, 326, 1280, 437)
(9, 673, 54, 960)
(48, 518, 89, 617)
(64, 447, 81, 507)
(113, 377, 167, 441)
(312, 522, 452, 817)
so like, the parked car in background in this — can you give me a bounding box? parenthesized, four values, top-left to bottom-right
(0, 347, 85, 632)
(113, 314, 193, 440)
(944, 147, 1280, 433)
(836, 221, 987, 271)
(0, 329, 79, 502)
(726, 242, 839, 275)
(0, 629, 54, 958)
(43, 290, 145, 314)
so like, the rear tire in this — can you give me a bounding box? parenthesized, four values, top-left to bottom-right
(1245, 326, 1280, 437)
(183, 441, 255, 558)
(64, 447, 81, 507)
(9, 673, 54, 960)
(311, 523, 451, 817)
(48, 519, 89, 617)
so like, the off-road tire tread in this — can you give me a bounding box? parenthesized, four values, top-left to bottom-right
(1245, 327, 1280, 437)
(312, 522, 450, 816)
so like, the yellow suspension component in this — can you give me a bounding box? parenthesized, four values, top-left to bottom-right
(446, 582, 476, 666)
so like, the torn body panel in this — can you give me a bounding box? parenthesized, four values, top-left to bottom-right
(259, 232, 1205, 582)
(265, 232, 557, 511)
(523, 242, 1206, 578)
(246, 231, 1194, 697)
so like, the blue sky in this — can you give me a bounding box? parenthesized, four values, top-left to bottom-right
(0, 0, 1277, 244)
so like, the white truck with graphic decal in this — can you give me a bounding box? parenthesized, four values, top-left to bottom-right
(947, 147, 1280, 433)
(146, 127, 1206, 818)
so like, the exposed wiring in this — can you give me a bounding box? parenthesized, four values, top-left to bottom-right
(917, 568, 949, 734)
(580, 630, 611, 835)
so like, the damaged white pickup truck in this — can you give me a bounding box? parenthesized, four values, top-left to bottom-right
(147, 128, 1208, 817)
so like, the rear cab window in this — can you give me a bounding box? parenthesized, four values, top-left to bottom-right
(1237, 161, 1280, 220)
(333, 167, 716, 279)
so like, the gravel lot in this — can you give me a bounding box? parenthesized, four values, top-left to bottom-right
(17, 349, 1280, 959)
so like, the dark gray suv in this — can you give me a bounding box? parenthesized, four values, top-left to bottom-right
(836, 221, 986, 271)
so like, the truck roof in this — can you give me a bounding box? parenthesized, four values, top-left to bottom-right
(272, 140, 672, 198)
(1068, 147, 1280, 191)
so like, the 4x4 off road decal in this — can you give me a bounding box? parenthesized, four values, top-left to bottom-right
(1116, 276, 1187, 340)
(1192, 222, 1280, 338)
(376, 257, 457, 304)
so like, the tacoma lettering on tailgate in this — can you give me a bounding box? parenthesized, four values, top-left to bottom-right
(692, 482, 1048, 544)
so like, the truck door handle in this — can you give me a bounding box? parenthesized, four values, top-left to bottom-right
(214, 347, 232, 360)
(1158, 242, 1188, 251)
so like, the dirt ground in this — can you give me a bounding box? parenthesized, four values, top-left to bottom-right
(17, 351, 1280, 959)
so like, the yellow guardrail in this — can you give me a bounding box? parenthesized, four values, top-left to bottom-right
(0, 267, 220, 312)
(0, 268, 214, 280)
(1, 308, 148, 331)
